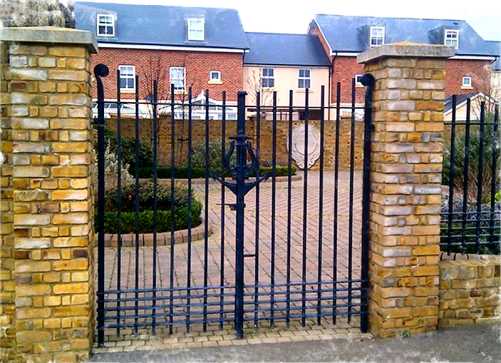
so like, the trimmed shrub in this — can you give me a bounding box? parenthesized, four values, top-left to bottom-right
(101, 182, 202, 233)
(137, 165, 296, 179)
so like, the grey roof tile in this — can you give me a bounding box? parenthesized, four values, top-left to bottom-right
(75, 1, 249, 50)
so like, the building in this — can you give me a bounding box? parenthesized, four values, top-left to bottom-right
(309, 15, 497, 106)
(243, 32, 330, 119)
(487, 41, 501, 101)
(75, 1, 249, 110)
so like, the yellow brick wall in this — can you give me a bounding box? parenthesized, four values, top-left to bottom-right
(439, 255, 500, 327)
(2, 40, 95, 362)
(361, 53, 448, 337)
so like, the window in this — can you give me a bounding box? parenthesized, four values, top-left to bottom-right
(369, 26, 385, 47)
(261, 68, 274, 88)
(209, 71, 221, 82)
(169, 67, 185, 91)
(462, 76, 472, 88)
(444, 29, 459, 49)
(298, 69, 311, 89)
(187, 18, 205, 41)
(355, 74, 364, 87)
(118, 65, 135, 90)
(97, 14, 115, 36)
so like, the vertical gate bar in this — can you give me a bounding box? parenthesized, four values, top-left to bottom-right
(187, 87, 193, 331)
(489, 105, 499, 243)
(253, 92, 261, 327)
(475, 102, 486, 253)
(332, 82, 341, 324)
(301, 88, 310, 327)
(220, 91, 227, 329)
(203, 89, 210, 331)
(347, 78, 356, 323)
(446, 95, 457, 254)
(94, 64, 108, 346)
(115, 70, 122, 335)
(461, 99, 472, 251)
(286, 90, 293, 326)
(133, 75, 140, 334)
(234, 91, 247, 339)
(168, 83, 175, 334)
(270, 91, 277, 326)
(316, 86, 325, 325)
(152, 80, 159, 334)
(360, 74, 375, 333)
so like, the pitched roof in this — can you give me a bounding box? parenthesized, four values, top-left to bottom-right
(313, 14, 496, 57)
(74, 1, 249, 50)
(444, 92, 478, 114)
(244, 32, 330, 67)
(486, 41, 501, 70)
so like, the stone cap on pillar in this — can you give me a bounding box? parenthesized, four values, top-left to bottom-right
(0, 26, 97, 53)
(357, 42, 454, 64)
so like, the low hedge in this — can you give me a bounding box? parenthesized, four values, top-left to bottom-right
(100, 182, 202, 233)
(102, 205, 202, 234)
(137, 165, 296, 179)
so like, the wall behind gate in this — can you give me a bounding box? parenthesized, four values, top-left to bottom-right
(106, 117, 365, 170)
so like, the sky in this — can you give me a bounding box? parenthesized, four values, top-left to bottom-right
(77, 0, 501, 41)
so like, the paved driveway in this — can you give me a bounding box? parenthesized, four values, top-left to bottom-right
(100, 170, 363, 334)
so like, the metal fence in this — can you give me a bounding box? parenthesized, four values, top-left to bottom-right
(441, 96, 500, 255)
(93, 63, 375, 344)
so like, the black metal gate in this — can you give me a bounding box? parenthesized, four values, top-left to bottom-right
(94, 63, 375, 345)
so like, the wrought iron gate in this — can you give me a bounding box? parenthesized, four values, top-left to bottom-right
(94, 63, 375, 345)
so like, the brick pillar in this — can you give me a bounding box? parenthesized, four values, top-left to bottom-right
(1, 27, 97, 362)
(358, 44, 454, 337)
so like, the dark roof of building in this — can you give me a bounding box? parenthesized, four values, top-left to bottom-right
(74, 1, 249, 50)
(244, 32, 330, 67)
(312, 14, 496, 56)
(486, 41, 501, 70)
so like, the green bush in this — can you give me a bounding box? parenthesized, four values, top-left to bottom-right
(443, 114, 500, 203)
(137, 165, 296, 179)
(104, 128, 153, 170)
(101, 182, 202, 233)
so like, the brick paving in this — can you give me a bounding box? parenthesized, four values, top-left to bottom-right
(99, 170, 363, 342)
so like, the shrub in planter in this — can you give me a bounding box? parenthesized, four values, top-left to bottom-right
(101, 182, 202, 233)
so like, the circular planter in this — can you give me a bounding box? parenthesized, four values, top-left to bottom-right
(104, 220, 211, 247)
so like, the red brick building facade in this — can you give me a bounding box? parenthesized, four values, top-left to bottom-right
(91, 48, 244, 101)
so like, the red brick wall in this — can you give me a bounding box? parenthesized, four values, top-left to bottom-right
(90, 48, 244, 101)
(330, 57, 492, 104)
(445, 59, 492, 96)
(332, 56, 365, 104)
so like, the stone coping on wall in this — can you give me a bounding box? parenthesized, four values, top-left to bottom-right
(0, 26, 97, 53)
(439, 253, 500, 328)
(357, 42, 455, 64)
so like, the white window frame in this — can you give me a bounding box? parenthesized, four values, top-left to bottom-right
(187, 17, 205, 41)
(462, 76, 472, 88)
(444, 29, 460, 49)
(261, 68, 274, 88)
(355, 74, 364, 87)
(118, 65, 135, 91)
(209, 70, 221, 82)
(96, 14, 115, 37)
(169, 67, 186, 92)
(369, 26, 385, 47)
(298, 68, 311, 89)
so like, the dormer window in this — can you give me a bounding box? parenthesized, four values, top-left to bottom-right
(444, 29, 459, 49)
(187, 18, 205, 41)
(369, 26, 385, 47)
(97, 14, 115, 37)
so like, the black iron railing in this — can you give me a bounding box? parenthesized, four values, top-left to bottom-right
(94, 64, 374, 344)
(441, 96, 500, 255)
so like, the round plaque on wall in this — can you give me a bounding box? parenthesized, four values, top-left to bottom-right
(288, 124, 321, 169)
